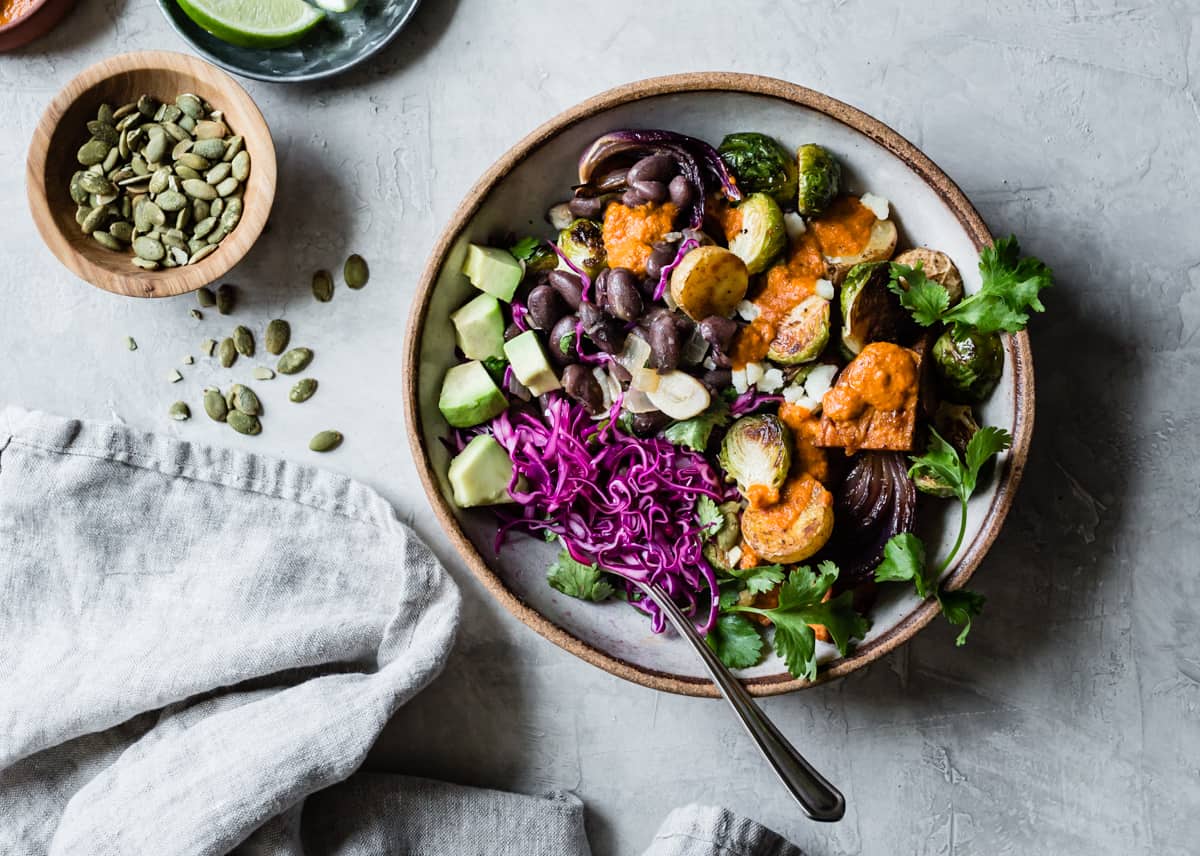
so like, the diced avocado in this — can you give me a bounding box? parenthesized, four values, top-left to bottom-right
(438, 360, 508, 428)
(503, 330, 561, 396)
(448, 435, 515, 507)
(450, 293, 506, 361)
(462, 243, 523, 302)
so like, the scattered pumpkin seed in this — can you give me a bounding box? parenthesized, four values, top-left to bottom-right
(201, 338, 217, 356)
(253, 366, 275, 381)
(230, 384, 261, 416)
(265, 319, 290, 355)
(92, 230, 123, 251)
(309, 430, 343, 452)
(312, 270, 333, 302)
(216, 283, 236, 315)
(218, 337, 237, 368)
(277, 347, 313, 374)
(169, 401, 191, 421)
(344, 254, 369, 289)
(289, 377, 317, 403)
(227, 411, 261, 436)
(125, 335, 137, 351)
(233, 325, 255, 357)
(189, 309, 203, 321)
(203, 388, 228, 422)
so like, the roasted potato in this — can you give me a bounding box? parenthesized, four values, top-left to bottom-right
(669, 245, 749, 321)
(827, 218, 897, 284)
(740, 475, 835, 564)
(893, 247, 964, 304)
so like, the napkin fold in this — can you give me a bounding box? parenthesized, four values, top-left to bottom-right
(0, 407, 801, 856)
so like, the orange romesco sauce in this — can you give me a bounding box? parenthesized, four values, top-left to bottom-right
(731, 195, 877, 368)
(0, 0, 39, 23)
(602, 201, 678, 276)
(777, 402, 829, 484)
(823, 341, 917, 422)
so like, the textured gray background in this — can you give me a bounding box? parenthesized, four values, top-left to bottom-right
(2, 1, 1198, 853)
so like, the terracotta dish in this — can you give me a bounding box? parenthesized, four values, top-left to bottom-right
(0, 0, 76, 52)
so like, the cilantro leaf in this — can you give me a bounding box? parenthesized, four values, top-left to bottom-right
(723, 563, 786, 596)
(482, 356, 508, 385)
(661, 403, 731, 452)
(889, 262, 951, 327)
(695, 496, 723, 534)
(546, 550, 615, 602)
(508, 236, 541, 261)
(705, 612, 765, 669)
(937, 588, 986, 646)
(942, 236, 1053, 335)
(729, 562, 870, 681)
(873, 532, 932, 597)
(963, 426, 1012, 494)
(908, 428, 969, 503)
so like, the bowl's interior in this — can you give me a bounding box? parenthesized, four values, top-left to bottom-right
(414, 87, 1018, 691)
(32, 58, 273, 297)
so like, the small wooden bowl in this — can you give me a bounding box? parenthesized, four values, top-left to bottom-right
(26, 51, 276, 298)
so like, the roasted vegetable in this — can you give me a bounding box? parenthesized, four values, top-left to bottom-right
(840, 261, 917, 356)
(718, 132, 799, 209)
(827, 218, 897, 283)
(557, 218, 607, 279)
(767, 295, 831, 364)
(796, 144, 842, 215)
(893, 247, 963, 305)
(817, 341, 921, 453)
(669, 245, 749, 321)
(740, 475, 835, 564)
(934, 402, 980, 453)
(701, 500, 743, 570)
(825, 452, 917, 587)
(719, 414, 792, 503)
(727, 193, 786, 274)
(933, 327, 1003, 403)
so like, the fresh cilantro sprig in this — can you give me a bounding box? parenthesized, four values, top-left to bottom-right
(508, 236, 541, 260)
(875, 425, 1011, 645)
(889, 236, 1052, 335)
(705, 586, 765, 669)
(547, 550, 615, 602)
(695, 496, 724, 533)
(727, 562, 871, 681)
(722, 563, 786, 596)
(661, 403, 731, 452)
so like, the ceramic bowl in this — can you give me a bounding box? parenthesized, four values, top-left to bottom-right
(156, 0, 420, 83)
(405, 73, 1034, 697)
(0, 0, 76, 52)
(27, 50, 276, 298)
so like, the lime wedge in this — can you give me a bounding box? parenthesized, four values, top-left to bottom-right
(176, 0, 325, 49)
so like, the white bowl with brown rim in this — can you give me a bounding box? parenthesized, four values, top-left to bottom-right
(405, 72, 1034, 697)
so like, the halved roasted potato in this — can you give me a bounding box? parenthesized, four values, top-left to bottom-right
(827, 218, 897, 283)
(839, 261, 917, 356)
(670, 245, 749, 321)
(767, 295, 831, 365)
(893, 247, 963, 304)
(740, 475, 835, 563)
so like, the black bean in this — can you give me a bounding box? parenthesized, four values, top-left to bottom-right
(621, 189, 646, 208)
(568, 195, 606, 219)
(630, 179, 667, 205)
(668, 175, 695, 209)
(645, 240, 679, 280)
(630, 410, 672, 436)
(609, 361, 632, 384)
(605, 268, 643, 321)
(579, 303, 622, 354)
(548, 315, 579, 365)
(699, 315, 738, 351)
(504, 322, 523, 342)
(673, 313, 695, 337)
(562, 364, 605, 415)
(628, 155, 676, 184)
(639, 275, 660, 299)
(592, 268, 611, 310)
(527, 285, 566, 331)
(701, 368, 732, 394)
(548, 270, 583, 309)
(647, 312, 680, 370)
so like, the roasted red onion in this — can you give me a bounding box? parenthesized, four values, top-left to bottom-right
(824, 452, 917, 588)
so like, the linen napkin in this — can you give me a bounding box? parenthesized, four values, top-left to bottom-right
(0, 406, 801, 856)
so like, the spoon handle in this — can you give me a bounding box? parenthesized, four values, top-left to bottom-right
(641, 582, 846, 822)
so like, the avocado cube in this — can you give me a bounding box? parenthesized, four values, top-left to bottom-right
(503, 330, 561, 396)
(462, 244, 523, 302)
(450, 293, 506, 361)
(438, 360, 507, 428)
(448, 435, 515, 507)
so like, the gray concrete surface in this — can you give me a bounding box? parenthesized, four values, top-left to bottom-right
(3, 1, 1199, 853)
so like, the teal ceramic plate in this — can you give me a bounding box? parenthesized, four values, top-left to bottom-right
(157, 0, 420, 83)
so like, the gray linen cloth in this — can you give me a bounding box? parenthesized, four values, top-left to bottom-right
(0, 406, 801, 856)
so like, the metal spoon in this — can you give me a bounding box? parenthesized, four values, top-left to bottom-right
(636, 581, 846, 822)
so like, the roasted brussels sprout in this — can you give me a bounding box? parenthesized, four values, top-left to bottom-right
(893, 248, 963, 305)
(718, 132, 799, 210)
(719, 414, 792, 503)
(933, 327, 1003, 403)
(557, 218, 607, 279)
(523, 244, 560, 275)
(840, 261, 917, 356)
(767, 295, 831, 364)
(796, 144, 842, 215)
(727, 193, 786, 275)
(912, 403, 982, 497)
(701, 501, 743, 570)
(741, 475, 835, 563)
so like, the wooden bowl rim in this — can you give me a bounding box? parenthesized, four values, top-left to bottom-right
(25, 50, 276, 298)
(403, 72, 1035, 698)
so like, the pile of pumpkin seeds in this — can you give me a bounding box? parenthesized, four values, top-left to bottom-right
(70, 93, 251, 269)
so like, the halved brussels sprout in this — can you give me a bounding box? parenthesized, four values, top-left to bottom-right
(740, 475, 835, 563)
(702, 501, 743, 570)
(933, 328, 1003, 403)
(796, 144, 842, 215)
(893, 247, 964, 304)
(912, 403, 981, 497)
(718, 132, 799, 210)
(767, 295, 831, 365)
(670, 245, 749, 321)
(840, 261, 917, 356)
(719, 414, 792, 503)
(827, 218, 898, 283)
(557, 218, 607, 279)
(727, 193, 786, 275)
(523, 244, 560, 275)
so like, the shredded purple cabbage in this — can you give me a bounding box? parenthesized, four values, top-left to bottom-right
(731, 389, 784, 416)
(653, 237, 700, 300)
(490, 394, 722, 634)
(511, 301, 530, 332)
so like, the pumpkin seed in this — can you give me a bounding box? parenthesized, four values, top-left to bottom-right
(161, 121, 190, 143)
(253, 367, 275, 380)
(192, 138, 225, 160)
(175, 206, 191, 231)
(344, 254, 370, 289)
(231, 384, 261, 416)
(200, 337, 217, 356)
(193, 216, 217, 239)
(173, 165, 202, 181)
(196, 286, 216, 307)
(189, 309, 203, 321)
(203, 388, 228, 422)
(289, 378, 317, 403)
(205, 162, 231, 185)
(69, 172, 89, 204)
(309, 430, 343, 452)
(131, 257, 159, 270)
(176, 152, 210, 171)
(264, 319, 290, 355)
(311, 270, 334, 302)
(125, 335, 137, 351)
(195, 120, 227, 140)
(169, 401, 191, 421)
(215, 176, 239, 197)
(143, 129, 168, 165)
(113, 102, 137, 119)
(133, 236, 165, 261)
(87, 120, 120, 146)
(137, 95, 158, 117)
(161, 104, 183, 124)
(231, 150, 251, 182)
(79, 172, 115, 195)
(97, 103, 116, 125)
(277, 348, 313, 374)
(182, 179, 218, 200)
(92, 230, 123, 251)
(189, 244, 218, 264)
(109, 221, 134, 242)
(218, 337, 237, 368)
(155, 190, 188, 212)
(81, 206, 108, 234)
(177, 93, 204, 119)
(223, 135, 244, 161)
(170, 246, 190, 265)
(227, 411, 261, 436)
(77, 139, 110, 166)
(216, 283, 236, 315)
(233, 325, 255, 357)
(148, 167, 170, 194)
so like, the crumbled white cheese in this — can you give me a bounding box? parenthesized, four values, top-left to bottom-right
(783, 384, 807, 403)
(732, 368, 749, 394)
(744, 361, 764, 387)
(702, 356, 717, 371)
(727, 546, 743, 566)
(794, 394, 819, 412)
(804, 363, 839, 401)
(736, 299, 760, 322)
(547, 202, 574, 231)
(860, 192, 890, 221)
(758, 367, 785, 393)
(815, 278, 835, 301)
(783, 212, 807, 243)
